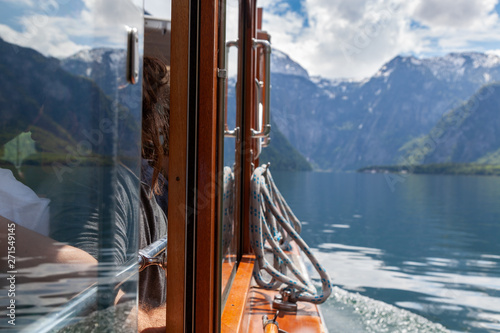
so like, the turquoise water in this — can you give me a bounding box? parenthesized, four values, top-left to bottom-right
(272, 171, 500, 333)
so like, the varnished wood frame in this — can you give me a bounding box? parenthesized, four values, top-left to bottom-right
(221, 2, 265, 331)
(166, 0, 190, 331)
(167, 1, 329, 331)
(241, 0, 257, 255)
(220, 255, 255, 332)
(167, 0, 221, 331)
(167, 1, 281, 332)
(196, 0, 221, 331)
(218, 0, 235, 308)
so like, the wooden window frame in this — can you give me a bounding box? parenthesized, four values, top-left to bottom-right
(166, 0, 191, 330)
(167, 0, 266, 331)
(166, 0, 221, 331)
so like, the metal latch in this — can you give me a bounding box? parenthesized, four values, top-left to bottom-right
(138, 252, 167, 271)
(272, 288, 298, 312)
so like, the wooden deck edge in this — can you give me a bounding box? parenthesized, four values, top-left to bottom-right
(221, 255, 255, 333)
(246, 244, 328, 333)
(221, 249, 328, 333)
(246, 285, 328, 333)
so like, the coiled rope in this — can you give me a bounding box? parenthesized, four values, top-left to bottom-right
(250, 165, 332, 304)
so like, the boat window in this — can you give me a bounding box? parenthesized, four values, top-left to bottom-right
(143, 6, 171, 225)
(140, 2, 171, 329)
(0, 1, 144, 331)
(145, 0, 171, 20)
(144, 0, 171, 67)
(218, 0, 243, 307)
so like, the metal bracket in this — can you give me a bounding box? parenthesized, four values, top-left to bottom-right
(224, 126, 240, 141)
(262, 136, 271, 148)
(272, 288, 298, 312)
(138, 252, 167, 271)
(217, 68, 228, 78)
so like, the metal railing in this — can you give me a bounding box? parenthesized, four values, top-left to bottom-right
(21, 235, 168, 333)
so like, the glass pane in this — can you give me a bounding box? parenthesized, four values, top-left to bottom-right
(145, 0, 172, 20)
(140, 1, 171, 327)
(220, 0, 241, 304)
(0, 1, 143, 331)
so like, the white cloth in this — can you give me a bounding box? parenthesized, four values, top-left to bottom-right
(0, 168, 50, 236)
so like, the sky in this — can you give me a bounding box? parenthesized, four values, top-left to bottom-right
(144, 0, 171, 19)
(258, 0, 500, 79)
(3, 0, 500, 80)
(0, 0, 144, 57)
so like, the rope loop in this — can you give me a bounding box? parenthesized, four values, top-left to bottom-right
(250, 165, 332, 304)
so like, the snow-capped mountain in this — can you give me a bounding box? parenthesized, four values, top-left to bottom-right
(59, 46, 500, 171)
(271, 49, 309, 80)
(60, 48, 141, 120)
(61, 48, 128, 87)
(374, 52, 500, 84)
(0, 38, 139, 158)
(65, 48, 126, 64)
(270, 51, 500, 170)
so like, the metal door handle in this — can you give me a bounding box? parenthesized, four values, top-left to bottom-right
(251, 39, 271, 139)
(224, 40, 240, 139)
(126, 27, 139, 84)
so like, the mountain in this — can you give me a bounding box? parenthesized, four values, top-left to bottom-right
(224, 78, 312, 171)
(259, 123, 312, 171)
(0, 38, 111, 152)
(401, 82, 500, 165)
(271, 49, 310, 80)
(0, 38, 139, 167)
(63, 48, 312, 171)
(60, 48, 140, 119)
(270, 51, 500, 171)
(58, 47, 500, 172)
(61, 48, 127, 92)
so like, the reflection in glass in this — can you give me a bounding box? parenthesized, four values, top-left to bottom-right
(220, 0, 241, 305)
(0, 1, 143, 330)
(145, 0, 172, 19)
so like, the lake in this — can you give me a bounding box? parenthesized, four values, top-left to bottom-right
(272, 171, 500, 333)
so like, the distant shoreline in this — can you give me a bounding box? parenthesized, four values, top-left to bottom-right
(357, 163, 500, 176)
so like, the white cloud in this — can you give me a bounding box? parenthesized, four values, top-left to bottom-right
(260, 0, 500, 79)
(0, 0, 143, 58)
(260, 0, 421, 79)
(486, 49, 500, 57)
(0, 19, 88, 58)
(144, 0, 171, 19)
(4, 0, 500, 80)
(412, 0, 498, 29)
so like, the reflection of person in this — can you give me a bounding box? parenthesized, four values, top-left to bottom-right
(0, 167, 50, 236)
(0, 48, 170, 331)
(138, 56, 170, 314)
(0, 103, 96, 294)
(45, 56, 170, 331)
(47, 56, 170, 310)
(141, 56, 170, 214)
(136, 56, 170, 331)
(0, 97, 51, 236)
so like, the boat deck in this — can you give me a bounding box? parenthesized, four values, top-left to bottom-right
(247, 287, 327, 333)
(222, 244, 328, 333)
